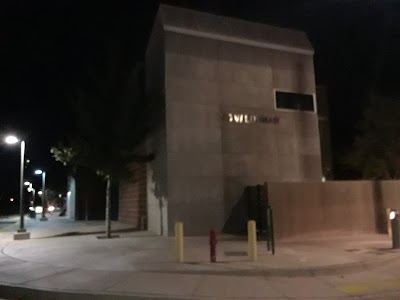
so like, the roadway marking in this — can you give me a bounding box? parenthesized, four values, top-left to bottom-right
(338, 278, 400, 295)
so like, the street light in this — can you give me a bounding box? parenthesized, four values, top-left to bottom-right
(4, 135, 29, 238)
(34, 169, 47, 221)
(5, 135, 19, 145)
(26, 183, 36, 218)
(24, 181, 31, 186)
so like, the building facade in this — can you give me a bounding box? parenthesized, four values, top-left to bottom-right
(120, 5, 322, 235)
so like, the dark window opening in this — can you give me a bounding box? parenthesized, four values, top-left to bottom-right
(275, 91, 315, 112)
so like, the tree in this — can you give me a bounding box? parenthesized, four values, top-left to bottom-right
(345, 94, 400, 179)
(44, 189, 65, 209)
(51, 42, 156, 238)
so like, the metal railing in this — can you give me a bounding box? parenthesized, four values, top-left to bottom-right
(250, 184, 275, 255)
(266, 205, 275, 255)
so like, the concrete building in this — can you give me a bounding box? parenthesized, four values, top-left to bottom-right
(119, 5, 322, 236)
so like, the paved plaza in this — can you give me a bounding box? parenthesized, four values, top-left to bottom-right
(0, 215, 399, 299)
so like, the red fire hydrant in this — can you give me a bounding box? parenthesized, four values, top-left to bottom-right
(209, 229, 217, 263)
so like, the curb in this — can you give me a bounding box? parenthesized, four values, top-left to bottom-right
(0, 284, 206, 300)
(0, 256, 397, 299)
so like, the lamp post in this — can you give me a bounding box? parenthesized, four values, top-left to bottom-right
(4, 135, 30, 239)
(35, 169, 47, 221)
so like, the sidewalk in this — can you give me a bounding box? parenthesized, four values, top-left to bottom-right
(0, 216, 399, 299)
(0, 214, 135, 239)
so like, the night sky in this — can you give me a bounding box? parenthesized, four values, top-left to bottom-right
(1, 1, 399, 213)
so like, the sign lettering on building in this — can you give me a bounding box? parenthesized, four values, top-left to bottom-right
(222, 113, 279, 124)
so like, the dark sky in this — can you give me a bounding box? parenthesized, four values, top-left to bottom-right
(1, 1, 399, 212)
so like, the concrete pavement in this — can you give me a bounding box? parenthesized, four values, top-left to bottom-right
(0, 216, 399, 299)
(0, 214, 135, 239)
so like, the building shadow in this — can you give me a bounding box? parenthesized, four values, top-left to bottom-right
(222, 187, 249, 235)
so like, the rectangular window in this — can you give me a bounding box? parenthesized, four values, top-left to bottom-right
(275, 91, 315, 112)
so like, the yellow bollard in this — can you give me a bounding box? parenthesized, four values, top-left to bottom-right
(175, 222, 184, 263)
(387, 208, 393, 238)
(247, 220, 257, 262)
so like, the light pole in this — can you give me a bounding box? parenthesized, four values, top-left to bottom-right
(35, 169, 47, 221)
(4, 135, 30, 239)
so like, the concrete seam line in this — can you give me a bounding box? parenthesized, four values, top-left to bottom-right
(318, 274, 345, 293)
(189, 274, 207, 297)
(0, 240, 13, 256)
(20, 268, 78, 285)
(0, 242, 32, 265)
(142, 255, 400, 278)
(1, 244, 48, 265)
(261, 275, 287, 298)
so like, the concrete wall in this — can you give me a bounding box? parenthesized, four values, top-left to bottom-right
(266, 180, 400, 239)
(380, 180, 400, 210)
(119, 163, 147, 229)
(219, 41, 321, 225)
(164, 32, 225, 235)
(163, 33, 320, 235)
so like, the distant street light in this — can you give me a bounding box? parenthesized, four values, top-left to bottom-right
(34, 169, 47, 221)
(26, 183, 36, 219)
(24, 181, 31, 186)
(4, 135, 28, 236)
(4, 135, 19, 145)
